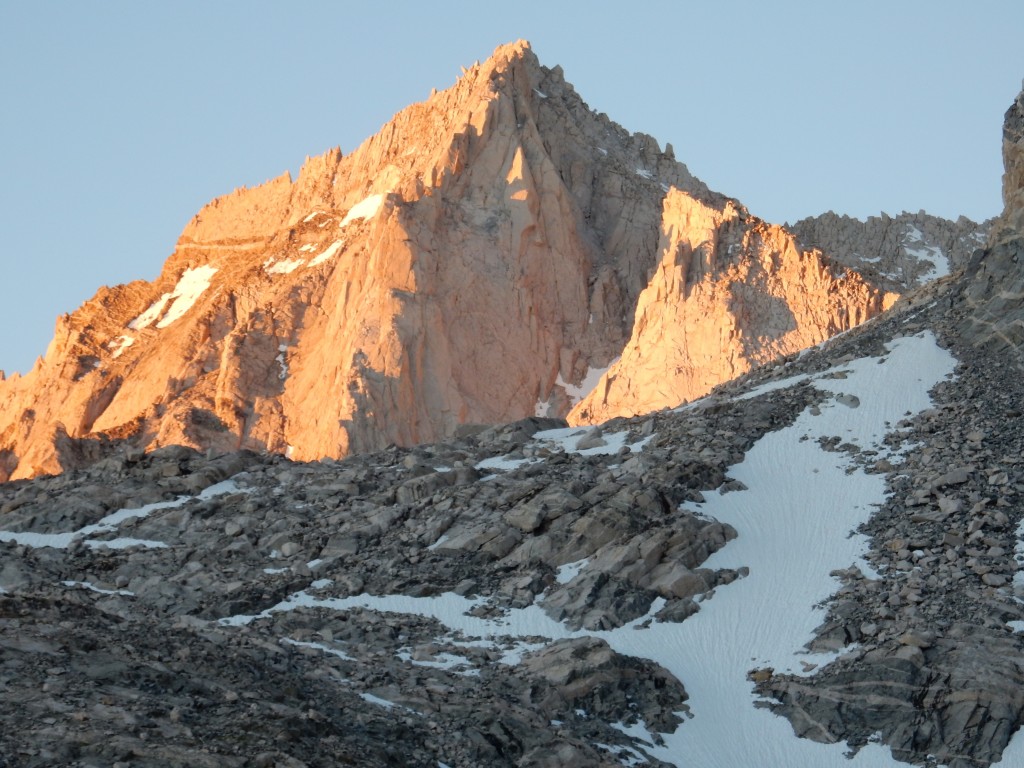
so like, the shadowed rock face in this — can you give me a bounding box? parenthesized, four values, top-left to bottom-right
(960, 83, 1024, 357)
(0, 41, 977, 482)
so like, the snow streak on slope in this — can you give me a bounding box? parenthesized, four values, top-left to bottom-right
(308, 240, 345, 267)
(903, 225, 950, 279)
(128, 265, 219, 330)
(339, 194, 384, 228)
(0, 478, 244, 550)
(219, 331, 962, 767)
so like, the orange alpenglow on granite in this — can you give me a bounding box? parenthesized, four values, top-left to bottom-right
(0, 41, 896, 481)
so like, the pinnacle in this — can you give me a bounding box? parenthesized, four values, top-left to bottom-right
(493, 39, 532, 58)
(479, 39, 537, 76)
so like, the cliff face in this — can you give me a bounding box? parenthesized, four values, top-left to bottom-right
(959, 82, 1024, 353)
(0, 41, 946, 481)
(569, 191, 895, 424)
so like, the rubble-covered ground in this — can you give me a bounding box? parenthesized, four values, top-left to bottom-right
(2, 273, 1024, 768)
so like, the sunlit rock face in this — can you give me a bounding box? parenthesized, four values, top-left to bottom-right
(0, 41, 967, 480)
(569, 191, 896, 424)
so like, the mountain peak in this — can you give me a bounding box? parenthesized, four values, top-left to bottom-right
(0, 45, 981, 481)
(487, 38, 535, 65)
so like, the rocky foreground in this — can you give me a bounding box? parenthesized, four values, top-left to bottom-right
(2, 254, 1024, 767)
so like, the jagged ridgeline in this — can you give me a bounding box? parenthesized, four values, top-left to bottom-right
(0, 41, 982, 481)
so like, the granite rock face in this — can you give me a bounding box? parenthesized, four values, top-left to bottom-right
(0, 41, 973, 482)
(569, 190, 895, 424)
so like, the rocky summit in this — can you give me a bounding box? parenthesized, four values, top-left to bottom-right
(1, 43, 1022, 768)
(0, 41, 982, 482)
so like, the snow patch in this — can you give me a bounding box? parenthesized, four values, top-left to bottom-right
(0, 477, 245, 550)
(85, 537, 168, 550)
(308, 240, 345, 267)
(217, 332, 954, 767)
(340, 194, 385, 228)
(903, 225, 950, 280)
(129, 265, 218, 330)
(555, 558, 589, 585)
(265, 258, 304, 275)
(474, 455, 535, 472)
(127, 295, 170, 331)
(282, 637, 354, 661)
(397, 650, 478, 675)
(62, 580, 135, 597)
(427, 533, 451, 551)
(359, 692, 416, 714)
(275, 344, 289, 380)
(531, 426, 646, 457)
(556, 360, 617, 405)
(109, 335, 135, 359)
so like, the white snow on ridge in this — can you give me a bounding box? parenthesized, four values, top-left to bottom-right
(903, 225, 950, 280)
(219, 331, 957, 767)
(265, 258, 304, 275)
(339, 194, 385, 228)
(129, 265, 219, 330)
(109, 335, 135, 359)
(308, 240, 345, 267)
(128, 295, 170, 331)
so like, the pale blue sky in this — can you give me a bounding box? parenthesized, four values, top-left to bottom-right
(2, 1, 1023, 375)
